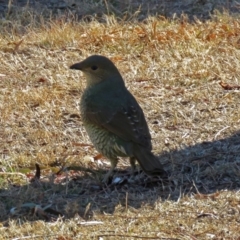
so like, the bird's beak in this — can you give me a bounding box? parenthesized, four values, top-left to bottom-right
(70, 62, 82, 70)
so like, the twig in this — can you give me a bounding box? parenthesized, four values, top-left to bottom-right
(96, 234, 179, 239)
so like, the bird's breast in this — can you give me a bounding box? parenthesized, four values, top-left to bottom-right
(84, 123, 130, 159)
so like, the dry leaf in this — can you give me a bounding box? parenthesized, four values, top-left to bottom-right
(219, 81, 240, 90)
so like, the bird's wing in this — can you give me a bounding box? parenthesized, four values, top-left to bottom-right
(85, 90, 152, 149)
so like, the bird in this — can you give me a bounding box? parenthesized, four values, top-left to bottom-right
(70, 55, 166, 183)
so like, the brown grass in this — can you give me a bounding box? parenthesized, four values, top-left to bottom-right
(0, 9, 240, 239)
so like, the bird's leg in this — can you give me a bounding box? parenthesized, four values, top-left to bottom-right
(103, 158, 118, 183)
(130, 157, 137, 174)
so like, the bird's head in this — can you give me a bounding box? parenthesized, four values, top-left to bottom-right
(70, 55, 124, 87)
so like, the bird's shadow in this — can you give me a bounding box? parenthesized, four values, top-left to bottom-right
(0, 131, 240, 222)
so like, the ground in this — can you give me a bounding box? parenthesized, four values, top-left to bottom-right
(0, 0, 239, 20)
(0, 2, 240, 240)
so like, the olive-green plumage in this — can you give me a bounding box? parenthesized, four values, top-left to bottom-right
(70, 55, 166, 182)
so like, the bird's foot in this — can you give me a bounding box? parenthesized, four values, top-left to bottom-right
(102, 169, 114, 184)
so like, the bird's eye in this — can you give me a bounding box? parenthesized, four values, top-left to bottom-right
(91, 65, 98, 70)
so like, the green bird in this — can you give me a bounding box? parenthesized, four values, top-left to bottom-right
(70, 55, 166, 183)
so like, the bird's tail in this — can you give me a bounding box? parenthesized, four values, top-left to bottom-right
(132, 145, 167, 177)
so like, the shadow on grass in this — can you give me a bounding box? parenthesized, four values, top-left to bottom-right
(0, 130, 239, 222)
(0, 0, 239, 24)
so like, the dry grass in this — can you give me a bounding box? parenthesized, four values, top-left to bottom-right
(0, 9, 240, 239)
